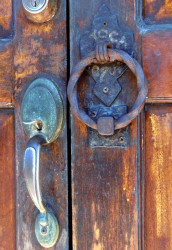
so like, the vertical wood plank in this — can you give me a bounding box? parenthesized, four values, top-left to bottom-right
(71, 120, 139, 249)
(143, 0, 172, 24)
(70, 1, 140, 249)
(142, 32, 172, 98)
(0, 110, 15, 250)
(0, 0, 13, 38)
(144, 104, 172, 249)
(13, 1, 68, 249)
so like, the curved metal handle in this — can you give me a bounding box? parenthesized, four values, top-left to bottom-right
(21, 78, 64, 248)
(23, 133, 59, 247)
(24, 134, 48, 226)
(67, 44, 148, 135)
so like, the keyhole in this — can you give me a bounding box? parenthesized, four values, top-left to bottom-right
(31, 0, 39, 7)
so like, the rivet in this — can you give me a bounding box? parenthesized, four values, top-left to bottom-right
(103, 87, 109, 94)
(41, 226, 48, 235)
(92, 111, 97, 118)
(119, 136, 125, 143)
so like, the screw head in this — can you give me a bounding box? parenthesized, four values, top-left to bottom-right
(118, 136, 125, 143)
(103, 87, 109, 94)
(91, 111, 97, 118)
(41, 226, 48, 235)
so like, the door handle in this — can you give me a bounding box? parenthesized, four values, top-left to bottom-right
(22, 0, 58, 23)
(21, 78, 64, 248)
(67, 43, 148, 135)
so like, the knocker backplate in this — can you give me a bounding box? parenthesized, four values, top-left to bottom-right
(79, 5, 137, 147)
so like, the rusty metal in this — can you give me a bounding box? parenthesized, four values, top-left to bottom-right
(88, 104, 127, 120)
(67, 44, 148, 135)
(89, 126, 129, 148)
(78, 5, 136, 138)
(97, 117, 114, 136)
(93, 78, 122, 106)
(80, 4, 134, 58)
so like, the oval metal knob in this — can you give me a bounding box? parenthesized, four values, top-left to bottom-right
(67, 44, 148, 135)
(22, 78, 64, 248)
(22, 0, 58, 23)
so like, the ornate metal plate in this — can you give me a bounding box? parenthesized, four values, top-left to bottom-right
(79, 5, 134, 147)
(80, 4, 134, 58)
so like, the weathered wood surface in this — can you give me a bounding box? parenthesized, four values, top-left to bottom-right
(0, 0, 13, 38)
(141, 2, 172, 247)
(143, 0, 172, 24)
(70, 1, 140, 249)
(142, 32, 172, 99)
(144, 105, 172, 249)
(70, 0, 172, 249)
(0, 110, 15, 249)
(0, 0, 68, 249)
(14, 1, 68, 249)
(0, 0, 172, 249)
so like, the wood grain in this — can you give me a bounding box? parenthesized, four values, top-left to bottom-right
(142, 32, 172, 98)
(143, 0, 172, 24)
(0, 42, 14, 103)
(0, 1, 14, 102)
(0, 0, 68, 248)
(70, 1, 140, 249)
(71, 120, 139, 249)
(144, 104, 172, 249)
(13, 1, 68, 249)
(0, 110, 15, 250)
(0, 0, 13, 38)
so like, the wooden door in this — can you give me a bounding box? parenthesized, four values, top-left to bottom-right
(0, 0, 172, 249)
(0, 0, 68, 249)
(69, 0, 172, 250)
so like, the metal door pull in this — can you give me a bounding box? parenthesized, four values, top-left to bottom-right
(22, 78, 64, 248)
(24, 134, 59, 246)
(67, 43, 148, 135)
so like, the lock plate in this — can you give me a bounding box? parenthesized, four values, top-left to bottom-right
(21, 78, 64, 143)
(22, 0, 47, 12)
(22, 0, 58, 23)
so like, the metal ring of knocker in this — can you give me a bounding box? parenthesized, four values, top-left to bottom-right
(22, 78, 64, 248)
(67, 44, 148, 134)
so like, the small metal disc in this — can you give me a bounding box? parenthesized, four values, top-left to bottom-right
(21, 78, 64, 143)
(35, 212, 59, 248)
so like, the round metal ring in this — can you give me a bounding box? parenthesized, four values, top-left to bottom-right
(67, 48, 148, 131)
